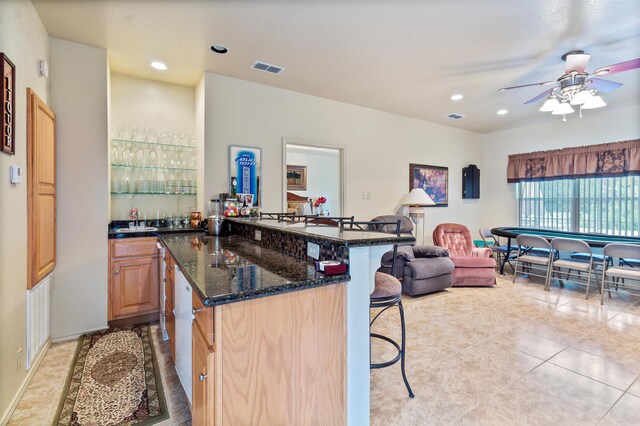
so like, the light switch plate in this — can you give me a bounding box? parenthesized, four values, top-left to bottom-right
(254, 230, 262, 241)
(9, 165, 22, 184)
(362, 192, 371, 199)
(307, 242, 320, 260)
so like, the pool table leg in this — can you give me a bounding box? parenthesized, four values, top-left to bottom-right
(500, 237, 512, 275)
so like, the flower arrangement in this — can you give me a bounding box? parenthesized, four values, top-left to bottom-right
(314, 196, 327, 215)
(313, 196, 327, 208)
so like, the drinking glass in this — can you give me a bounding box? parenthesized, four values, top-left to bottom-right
(111, 145, 120, 166)
(122, 147, 133, 166)
(147, 149, 158, 167)
(134, 148, 145, 166)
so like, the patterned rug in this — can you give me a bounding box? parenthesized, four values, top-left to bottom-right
(53, 324, 169, 426)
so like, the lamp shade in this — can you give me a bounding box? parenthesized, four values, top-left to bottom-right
(401, 188, 436, 206)
(581, 95, 606, 109)
(551, 102, 575, 115)
(570, 89, 593, 105)
(539, 97, 559, 112)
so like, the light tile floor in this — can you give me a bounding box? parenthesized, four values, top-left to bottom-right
(8, 324, 191, 426)
(370, 274, 640, 425)
(8, 273, 640, 425)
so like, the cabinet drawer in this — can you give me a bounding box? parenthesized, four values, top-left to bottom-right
(111, 237, 159, 259)
(192, 292, 214, 348)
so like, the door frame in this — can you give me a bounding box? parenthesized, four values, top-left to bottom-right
(281, 137, 346, 216)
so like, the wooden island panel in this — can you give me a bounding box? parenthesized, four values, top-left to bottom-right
(215, 284, 346, 426)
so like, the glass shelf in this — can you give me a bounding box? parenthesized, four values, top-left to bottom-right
(111, 164, 196, 172)
(111, 138, 196, 150)
(111, 192, 197, 195)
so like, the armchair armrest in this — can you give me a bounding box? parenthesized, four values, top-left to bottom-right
(472, 247, 493, 258)
(380, 245, 415, 279)
(412, 245, 450, 258)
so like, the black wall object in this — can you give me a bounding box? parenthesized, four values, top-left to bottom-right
(462, 164, 480, 199)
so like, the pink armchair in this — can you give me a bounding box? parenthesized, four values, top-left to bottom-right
(432, 223, 497, 287)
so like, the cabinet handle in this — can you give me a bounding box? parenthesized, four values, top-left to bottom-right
(192, 308, 204, 315)
(114, 270, 120, 275)
(199, 373, 207, 382)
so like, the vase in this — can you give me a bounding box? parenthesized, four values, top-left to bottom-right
(316, 205, 324, 216)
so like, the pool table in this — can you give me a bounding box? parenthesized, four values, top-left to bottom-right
(491, 227, 640, 275)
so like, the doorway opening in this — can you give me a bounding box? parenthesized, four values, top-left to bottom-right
(282, 138, 344, 217)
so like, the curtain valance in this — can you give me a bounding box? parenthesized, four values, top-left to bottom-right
(507, 139, 640, 183)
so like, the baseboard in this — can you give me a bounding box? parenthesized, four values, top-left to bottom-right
(0, 339, 51, 426)
(51, 325, 107, 344)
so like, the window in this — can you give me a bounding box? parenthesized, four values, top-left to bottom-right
(517, 175, 640, 236)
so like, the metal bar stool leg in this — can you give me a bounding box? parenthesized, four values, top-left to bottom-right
(398, 300, 414, 398)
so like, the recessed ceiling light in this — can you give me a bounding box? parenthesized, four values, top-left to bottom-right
(450, 94, 464, 101)
(210, 44, 229, 54)
(497, 109, 509, 115)
(150, 61, 167, 70)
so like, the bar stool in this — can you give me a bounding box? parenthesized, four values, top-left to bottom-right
(370, 255, 414, 398)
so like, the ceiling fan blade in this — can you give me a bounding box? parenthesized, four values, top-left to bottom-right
(524, 88, 554, 105)
(591, 58, 640, 76)
(586, 78, 623, 93)
(498, 81, 556, 91)
(565, 53, 591, 73)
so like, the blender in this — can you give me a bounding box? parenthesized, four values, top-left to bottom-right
(207, 199, 224, 236)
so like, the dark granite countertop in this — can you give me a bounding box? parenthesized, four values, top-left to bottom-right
(160, 233, 349, 306)
(226, 217, 415, 247)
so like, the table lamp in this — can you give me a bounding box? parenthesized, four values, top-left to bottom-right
(401, 188, 436, 244)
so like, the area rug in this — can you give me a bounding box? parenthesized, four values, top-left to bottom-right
(53, 324, 169, 426)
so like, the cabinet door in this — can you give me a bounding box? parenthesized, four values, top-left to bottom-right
(110, 256, 159, 320)
(165, 257, 175, 311)
(192, 323, 215, 426)
(166, 309, 176, 361)
(27, 89, 56, 288)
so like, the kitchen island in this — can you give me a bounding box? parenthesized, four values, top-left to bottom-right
(160, 233, 348, 425)
(109, 217, 414, 425)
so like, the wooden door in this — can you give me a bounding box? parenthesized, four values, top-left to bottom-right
(110, 256, 159, 319)
(27, 88, 56, 288)
(192, 322, 215, 426)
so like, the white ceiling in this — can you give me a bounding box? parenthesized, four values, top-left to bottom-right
(32, 0, 640, 133)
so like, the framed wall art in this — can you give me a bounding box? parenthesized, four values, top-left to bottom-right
(2, 53, 15, 155)
(286, 165, 307, 190)
(230, 146, 261, 206)
(409, 163, 448, 206)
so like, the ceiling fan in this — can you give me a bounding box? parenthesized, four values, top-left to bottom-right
(499, 51, 640, 120)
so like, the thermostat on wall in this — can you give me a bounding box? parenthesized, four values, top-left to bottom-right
(10, 164, 22, 184)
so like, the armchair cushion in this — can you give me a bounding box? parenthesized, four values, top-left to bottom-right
(451, 256, 496, 269)
(370, 215, 414, 234)
(432, 223, 474, 257)
(405, 257, 454, 278)
(413, 245, 449, 258)
(472, 247, 493, 258)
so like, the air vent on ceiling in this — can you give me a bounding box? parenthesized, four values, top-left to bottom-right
(447, 113, 465, 120)
(251, 61, 285, 75)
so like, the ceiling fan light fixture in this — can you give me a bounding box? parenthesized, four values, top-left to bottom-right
(581, 95, 606, 109)
(552, 102, 574, 115)
(540, 97, 560, 112)
(570, 89, 593, 105)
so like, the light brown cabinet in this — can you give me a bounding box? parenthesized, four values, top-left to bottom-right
(189, 284, 346, 426)
(27, 89, 56, 288)
(109, 238, 160, 320)
(165, 253, 176, 360)
(192, 321, 215, 426)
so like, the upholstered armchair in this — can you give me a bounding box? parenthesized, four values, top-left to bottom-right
(432, 223, 496, 287)
(378, 245, 454, 296)
(372, 215, 454, 296)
